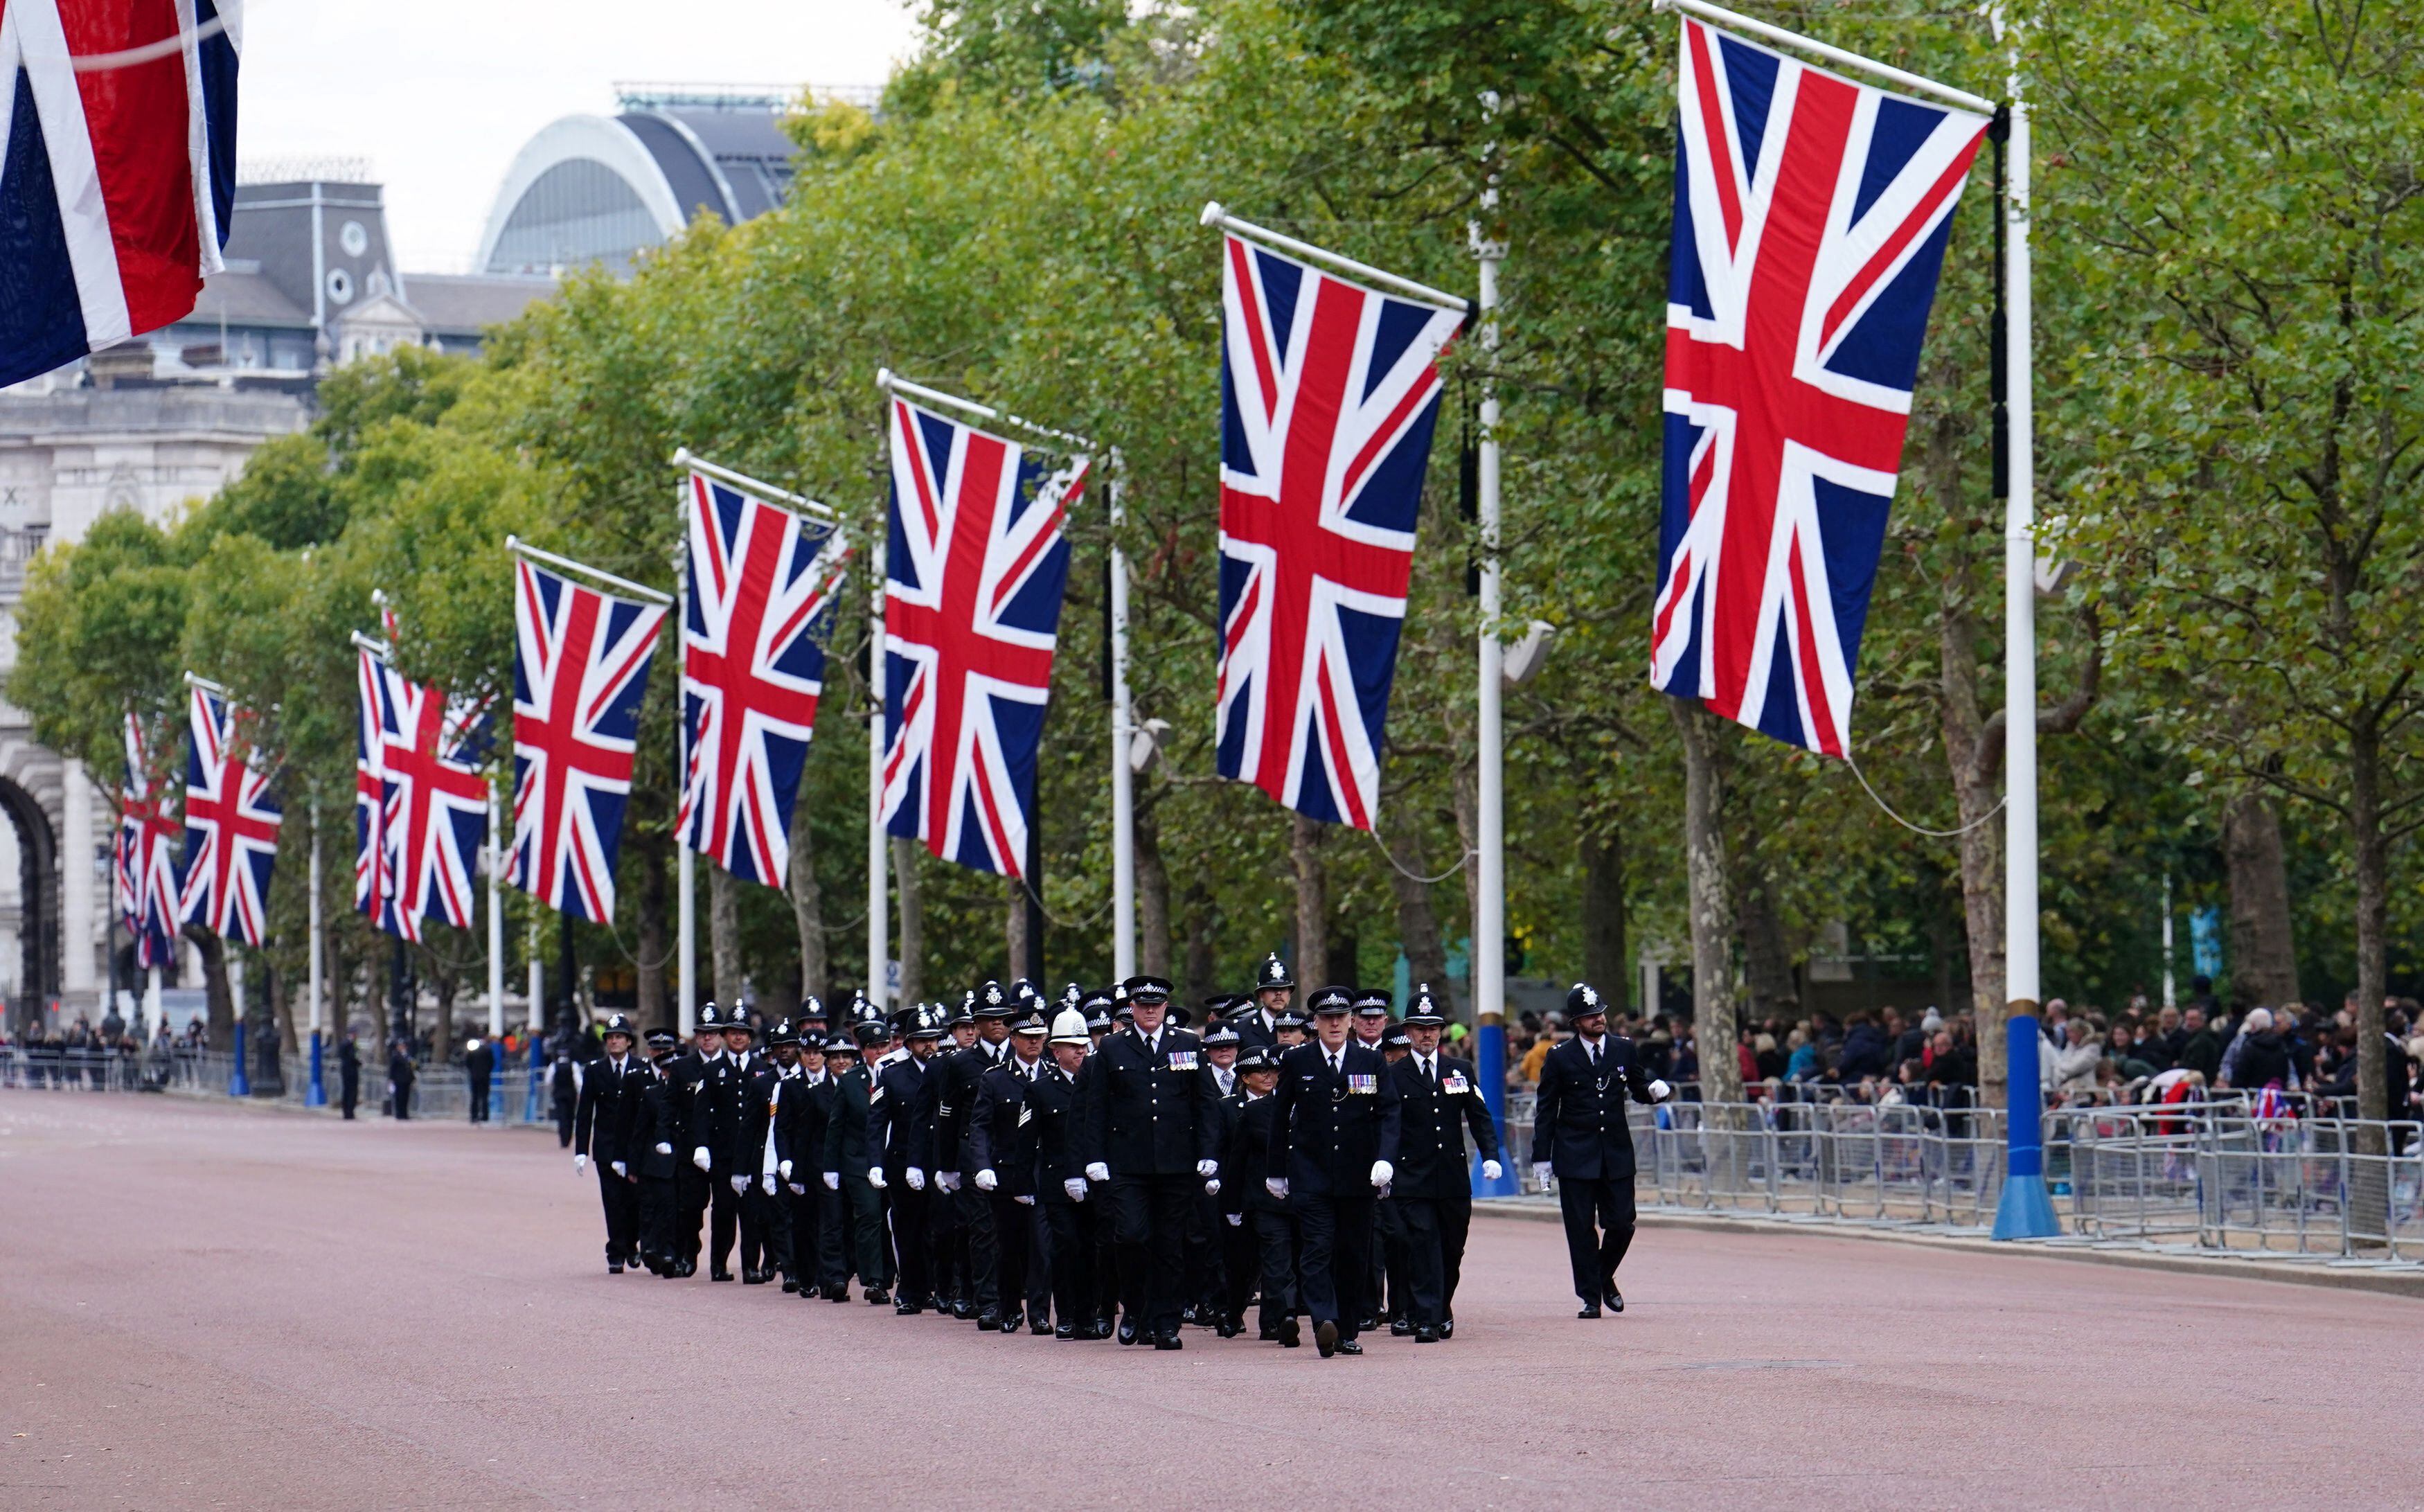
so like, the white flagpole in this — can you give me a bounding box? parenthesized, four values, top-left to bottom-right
(1108, 459, 1137, 983)
(306, 811, 327, 1105)
(1470, 126, 1517, 1199)
(868, 524, 890, 1013)
(528, 914, 544, 1034)
(2003, 89, 2038, 1036)
(486, 779, 505, 1039)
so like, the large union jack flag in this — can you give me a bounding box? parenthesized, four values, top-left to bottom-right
(679, 472, 848, 888)
(512, 558, 666, 923)
(177, 686, 279, 945)
(1652, 18, 1988, 757)
(116, 711, 179, 968)
(881, 397, 1082, 879)
(0, 0, 242, 389)
(357, 641, 490, 942)
(1215, 233, 1462, 831)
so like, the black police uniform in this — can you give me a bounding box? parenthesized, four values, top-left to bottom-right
(734, 1056, 796, 1284)
(1077, 1020, 1220, 1344)
(691, 1046, 748, 1279)
(1025, 1053, 1094, 1336)
(1389, 1047, 1499, 1334)
(1533, 1030, 1659, 1307)
(871, 1048, 938, 1308)
(823, 1052, 891, 1296)
(934, 1030, 1006, 1319)
(338, 1036, 362, 1118)
(632, 1053, 688, 1274)
(1268, 1038, 1401, 1349)
(777, 1062, 835, 1294)
(966, 1051, 1044, 1331)
(571, 1047, 651, 1270)
(1219, 1083, 1296, 1339)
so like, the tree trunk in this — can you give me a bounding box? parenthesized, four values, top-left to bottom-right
(1580, 825, 1628, 1016)
(894, 837, 923, 1006)
(2349, 718, 2391, 1243)
(634, 835, 667, 1029)
(268, 960, 297, 1069)
(789, 807, 828, 1006)
(1181, 882, 1216, 1006)
(1006, 874, 1029, 988)
(1384, 805, 1454, 1017)
(709, 862, 741, 1011)
(1669, 696, 1740, 1109)
(188, 925, 233, 1049)
(2220, 790, 2299, 1009)
(1134, 806, 1172, 977)
(1735, 858, 1797, 1024)
(1290, 812, 1328, 989)
(432, 966, 456, 1058)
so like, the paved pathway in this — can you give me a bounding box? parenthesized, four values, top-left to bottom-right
(3, 1089, 2415, 1509)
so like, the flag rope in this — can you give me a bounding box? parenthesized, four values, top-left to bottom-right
(1845, 754, 2004, 839)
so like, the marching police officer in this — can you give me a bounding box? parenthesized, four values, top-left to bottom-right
(822, 1024, 891, 1303)
(968, 1007, 1049, 1334)
(1030, 1006, 1099, 1338)
(1389, 986, 1500, 1340)
(571, 1013, 651, 1274)
(1235, 955, 1295, 1050)
(702, 1007, 756, 1282)
(872, 1005, 944, 1313)
(735, 1018, 799, 1286)
(937, 983, 1017, 1325)
(776, 1022, 834, 1297)
(1220, 1044, 1296, 1342)
(1532, 982, 1670, 1317)
(1267, 986, 1400, 1358)
(632, 1029, 687, 1276)
(669, 1005, 728, 1277)
(1078, 975, 1219, 1350)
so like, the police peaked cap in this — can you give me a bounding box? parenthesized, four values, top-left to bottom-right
(851, 1015, 891, 1044)
(1201, 1021, 1241, 1048)
(1382, 1024, 1411, 1049)
(1121, 975, 1174, 1004)
(1010, 1010, 1049, 1036)
(1274, 1008, 1310, 1030)
(1351, 988, 1392, 1017)
(1254, 952, 1295, 991)
(1201, 993, 1238, 1017)
(974, 981, 1017, 1019)
(645, 1029, 678, 1050)
(768, 1018, 800, 1047)
(1402, 984, 1448, 1028)
(1308, 986, 1354, 1015)
(1566, 981, 1608, 1017)
(825, 1033, 862, 1055)
(1235, 1045, 1278, 1073)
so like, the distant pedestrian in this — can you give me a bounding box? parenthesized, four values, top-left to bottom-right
(465, 1036, 494, 1123)
(388, 1039, 416, 1121)
(339, 1032, 362, 1119)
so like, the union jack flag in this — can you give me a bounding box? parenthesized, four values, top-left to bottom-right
(178, 686, 280, 945)
(0, 0, 242, 388)
(512, 558, 667, 922)
(1214, 233, 1462, 830)
(881, 397, 1082, 879)
(679, 472, 848, 887)
(357, 641, 490, 942)
(116, 711, 179, 969)
(1651, 18, 1988, 757)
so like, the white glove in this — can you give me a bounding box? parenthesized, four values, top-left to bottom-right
(1084, 1162, 1109, 1184)
(868, 1165, 887, 1189)
(823, 1171, 841, 1191)
(1226, 1212, 1243, 1227)
(1533, 1161, 1554, 1189)
(1204, 1178, 1221, 1197)
(691, 1146, 712, 1173)
(788, 1182, 805, 1195)
(778, 1159, 793, 1180)
(1063, 1177, 1089, 1202)
(760, 1174, 775, 1195)
(1265, 1177, 1289, 1200)
(730, 1174, 748, 1193)
(1369, 1159, 1393, 1189)
(937, 1171, 961, 1193)
(574, 1153, 587, 1174)
(609, 1160, 627, 1178)
(905, 1166, 926, 1191)
(654, 1141, 672, 1155)
(1195, 1159, 1218, 1177)
(975, 1168, 998, 1192)
(1481, 1159, 1503, 1180)
(1648, 1078, 1672, 1101)
(1013, 1193, 1034, 1206)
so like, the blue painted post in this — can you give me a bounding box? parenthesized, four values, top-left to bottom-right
(228, 1020, 251, 1097)
(1992, 1013, 2059, 1239)
(524, 1050, 544, 1125)
(305, 1029, 327, 1107)
(1471, 1011, 1517, 1198)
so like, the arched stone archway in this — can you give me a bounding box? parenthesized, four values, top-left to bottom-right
(0, 772, 57, 1035)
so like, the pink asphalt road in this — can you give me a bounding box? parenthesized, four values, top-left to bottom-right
(1, 1089, 2415, 1509)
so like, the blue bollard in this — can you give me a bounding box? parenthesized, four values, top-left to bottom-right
(1992, 1012, 2060, 1239)
(1470, 1014, 1519, 1198)
(229, 1020, 251, 1097)
(524, 1056, 544, 1125)
(305, 1029, 327, 1107)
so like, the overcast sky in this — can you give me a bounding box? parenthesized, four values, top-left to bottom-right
(238, 0, 923, 272)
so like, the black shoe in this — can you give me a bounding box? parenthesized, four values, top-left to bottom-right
(1117, 1318, 1139, 1346)
(825, 1286, 848, 1302)
(742, 1270, 768, 1286)
(711, 1269, 734, 1283)
(1414, 1325, 1440, 1343)
(781, 1279, 799, 1294)
(895, 1298, 922, 1315)
(1358, 1314, 1380, 1333)
(977, 1312, 999, 1331)
(1031, 1317, 1053, 1335)
(1315, 1320, 1339, 1358)
(1216, 1318, 1243, 1339)
(1577, 1301, 1601, 1319)
(922, 1295, 944, 1314)
(1092, 1319, 1116, 1340)
(866, 1288, 891, 1304)
(1181, 1304, 1200, 1326)
(1337, 1340, 1363, 1355)
(1389, 1317, 1412, 1337)
(607, 1263, 623, 1275)
(1055, 1323, 1079, 1339)
(1440, 1316, 1455, 1340)
(677, 1260, 697, 1278)
(1154, 1331, 1183, 1351)
(999, 1310, 1024, 1334)
(952, 1299, 975, 1321)
(1604, 1287, 1624, 1314)
(1279, 1318, 1301, 1349)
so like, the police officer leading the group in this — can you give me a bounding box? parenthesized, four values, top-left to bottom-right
(1078, 974, 1218, 1350)
(1267, 986, 1400, 1358)
(1531, 982, 1670, 1317)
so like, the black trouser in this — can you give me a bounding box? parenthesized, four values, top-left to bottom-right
(677, 1164, 709, 1266)
(393, 1080, 413, 1119)
(886, 1171, 932, 1301)
(742, 1176, 792, 1279)
(839, 1173, 891, 1288)
(1040, 1197, 1092, 1328)
(1105, 1172, 1193, 1336)
(959, 1182, 1001, 1313)
(1558, 1174, 1637, 1300)
(990, 1191, 1033, 1319)
(1375, 1194, 1409, 1320)
(1292, 1189, 1376, 1340)
(1244, 1208, 1298, 1334)
(785, 1180, 821, 1286)
(341, 1074, 359, 1119)
(1186, 1189, 1222, 1314)
(639, 1173, 679, 1269)
(1216, 1210, 1258, 1325)
(707, 1169, 740, 1274)
(1398, 1193, 1470, 1328)
(554, 1096, 575, 1146)
(467, 1073, 489, 1121)
(1092, 1198, 1121, 1326)
(933, 1183, 968, 1306)
(597, 1166, 642, 1265)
